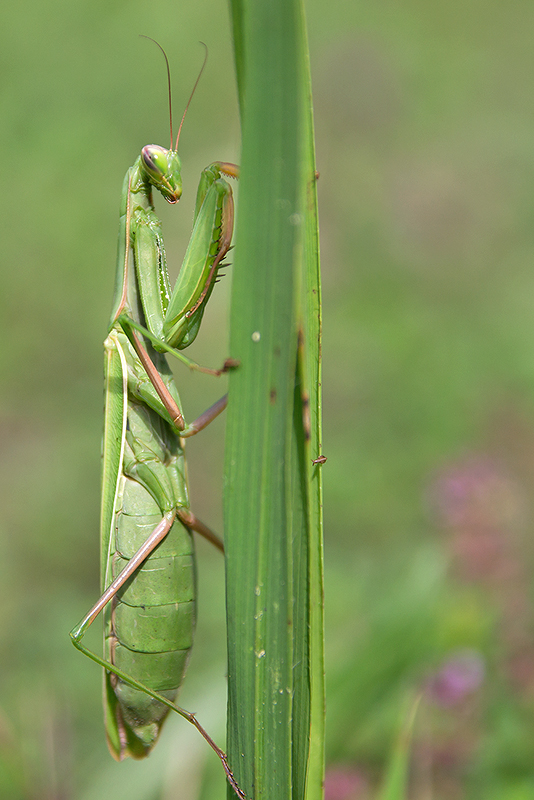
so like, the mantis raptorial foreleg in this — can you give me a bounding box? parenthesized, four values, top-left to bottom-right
(69, 39, 244, 799)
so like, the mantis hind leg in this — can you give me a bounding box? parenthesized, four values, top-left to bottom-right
(69, 508, 243, 797)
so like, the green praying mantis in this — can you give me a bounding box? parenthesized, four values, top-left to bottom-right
(69, 40, 244, 798)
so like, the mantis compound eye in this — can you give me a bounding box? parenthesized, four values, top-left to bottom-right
(141, 145, 168, 177)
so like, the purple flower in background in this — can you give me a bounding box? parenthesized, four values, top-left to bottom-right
(324, 766, 370, 800)
(431, 455, 525, 582)
(431, 455, 534, 695)
(427, 649, 485, 707)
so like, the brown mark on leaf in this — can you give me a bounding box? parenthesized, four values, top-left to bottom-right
(302, 392, 311, 441)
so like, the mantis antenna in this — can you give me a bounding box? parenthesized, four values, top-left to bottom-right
(175, 42, 208, 151)
(140, 35, 208, 153)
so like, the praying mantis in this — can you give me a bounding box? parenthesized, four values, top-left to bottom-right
(69, 40, 243, 798)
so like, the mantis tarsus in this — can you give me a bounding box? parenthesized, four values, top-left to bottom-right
(69, 40, 243, 798)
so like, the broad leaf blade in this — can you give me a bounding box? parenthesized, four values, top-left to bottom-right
(224, 2, 324, 800)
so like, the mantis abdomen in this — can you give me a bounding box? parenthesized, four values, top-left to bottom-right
(103, 354, 196, 758)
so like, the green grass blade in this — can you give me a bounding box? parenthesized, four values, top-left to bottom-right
(224, 1, 324, 799)
(299, 17, 325, 800)
(377, 696, 421, 800)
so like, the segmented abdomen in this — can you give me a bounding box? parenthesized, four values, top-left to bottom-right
(104, 400, 195, 751)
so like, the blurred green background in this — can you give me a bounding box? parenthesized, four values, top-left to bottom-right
(2, 0, 534, 798)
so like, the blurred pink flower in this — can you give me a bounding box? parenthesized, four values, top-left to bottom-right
(324, 766, 370, 800)
(427, 649, 485, 707)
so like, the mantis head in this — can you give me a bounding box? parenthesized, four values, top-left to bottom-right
(141, 145, 182, 204)
(138, 38, 207, 206)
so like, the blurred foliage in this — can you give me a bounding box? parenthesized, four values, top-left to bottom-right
(2, 0, 534, 798)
